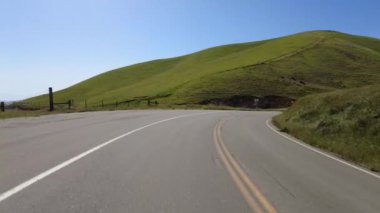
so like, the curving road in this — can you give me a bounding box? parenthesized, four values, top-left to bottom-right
(0, 110, 379, 212)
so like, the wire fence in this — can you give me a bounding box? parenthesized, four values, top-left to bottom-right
(0, 96, 161, 113)
(0, 91, 295, 113)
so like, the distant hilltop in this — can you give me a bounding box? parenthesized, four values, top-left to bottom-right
(27, 30, 380, 108)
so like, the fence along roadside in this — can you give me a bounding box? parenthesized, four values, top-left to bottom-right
(0, 87, 160, 113)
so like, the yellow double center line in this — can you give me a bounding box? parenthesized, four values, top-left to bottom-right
(213, 120, 277, 213)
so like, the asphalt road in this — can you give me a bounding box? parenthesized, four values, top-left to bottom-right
(0, 110, 379, 213)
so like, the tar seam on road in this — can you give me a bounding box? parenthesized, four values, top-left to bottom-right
(0, 111, 217, 204)
(214, 120, 277, 213)
(265, 119, 380, 180)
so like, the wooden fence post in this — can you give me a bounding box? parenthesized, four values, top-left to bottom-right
(85, 99, 87, 110)
(0, 102, 4, 112)
(49, 87, 54, 111)
(68, 100, 72, 109)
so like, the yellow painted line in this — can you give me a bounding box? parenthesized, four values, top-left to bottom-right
(213, 123, 264, 213)
(214, 120, 277, 213)
(216, 122, 277, 213)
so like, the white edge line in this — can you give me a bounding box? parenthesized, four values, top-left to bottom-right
(265, 119, 380, 180)
(0, 111, 216, 203)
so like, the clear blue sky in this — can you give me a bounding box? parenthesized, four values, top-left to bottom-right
(1, 0, 380, 100)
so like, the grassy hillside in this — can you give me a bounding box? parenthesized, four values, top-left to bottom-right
(274, 85, 380, 171)
(27, 30, 380, 108)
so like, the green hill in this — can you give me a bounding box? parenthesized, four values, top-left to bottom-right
(27, 30, 380, 108)
(274, 85, 380, 171)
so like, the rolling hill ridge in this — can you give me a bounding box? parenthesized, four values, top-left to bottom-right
(28, 30, 380, 108)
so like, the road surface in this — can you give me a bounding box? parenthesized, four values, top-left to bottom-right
(0, 110, 379, 212)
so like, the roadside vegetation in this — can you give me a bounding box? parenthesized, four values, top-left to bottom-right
(273, 85, 380, 172)
(0, 110, 49, 120)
